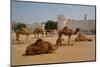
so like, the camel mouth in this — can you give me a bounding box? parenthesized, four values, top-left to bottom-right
(22, 53, 29, 56)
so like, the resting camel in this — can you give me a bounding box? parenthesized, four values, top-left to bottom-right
(58, 26, 80, 45)
(23, 38, 59, 55)
(75, 34, 92, 41)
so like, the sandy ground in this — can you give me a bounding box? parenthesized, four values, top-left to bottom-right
(11, 33, 96, 66)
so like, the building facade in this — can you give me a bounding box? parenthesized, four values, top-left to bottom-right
(66, 20, 96, 34)
(30, 23, 45, 31)
(57, 15, 95, 34)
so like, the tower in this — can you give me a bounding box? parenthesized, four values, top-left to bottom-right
(57, 15, 67, 31)
(84, 14, 87, 21)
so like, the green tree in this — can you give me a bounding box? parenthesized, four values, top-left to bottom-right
(45, 20, 57, 30)
(14, 22, 27, 31)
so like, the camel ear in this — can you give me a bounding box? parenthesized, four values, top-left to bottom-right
(35, 39, 43, 45)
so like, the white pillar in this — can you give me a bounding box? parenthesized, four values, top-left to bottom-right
(57, 15, 67, 31)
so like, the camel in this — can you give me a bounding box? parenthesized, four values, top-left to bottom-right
(33, 28, 44, 37)
(75, 34, 92, 41)
(45, 29, 54, 37)
(58, 26, 80, 45)
(56, 37, 66, 46)
(23, 38, 59, 55)
(15, 27, 33, 41)
(15, 27, 44, 41)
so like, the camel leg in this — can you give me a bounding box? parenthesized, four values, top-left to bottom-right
(67, 35, 70, 45)
(42, 32, 43, 37)
(34, 33, 36, 38)
(37, 34, 38, 38)
(16, 34, 19, 41)
(52, 32, 54, 37)
(16, 36, 19, 41)
(67, 35, 73, 46)
(26, 34, 29, 40)
(34, 33, 37, 38)
(46, 31, 48, 36)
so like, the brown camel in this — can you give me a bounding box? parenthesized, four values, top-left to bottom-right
(45, 29, 54, 37)
(15, 27, 44, 41)
(75, 34, 92, 41)
(56, 37, 65, 46)
(23, 39, 59, 55)
(58, 26, 80, 45)
(15, 27, 33, 41)
(33, 28, 44, 37)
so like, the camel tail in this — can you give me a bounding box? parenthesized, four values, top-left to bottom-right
(22, 52, 34, 56)
(87, 39, 93, 41)
(74, 28, 80, 34)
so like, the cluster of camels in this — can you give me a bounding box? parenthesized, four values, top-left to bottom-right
(15, 27, 56, 41)
(15, 27, 44, 41)
(14, 26, 81, 55)
(15, 26, 80, 44)
(13, 26, 92, 55)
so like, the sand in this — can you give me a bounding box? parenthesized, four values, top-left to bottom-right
(11, 33, 96, 66)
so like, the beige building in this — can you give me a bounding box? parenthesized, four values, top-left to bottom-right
(66, 20, 96, 34)
(30, 23, 45, 30)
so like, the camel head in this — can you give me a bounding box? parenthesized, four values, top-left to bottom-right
(74, 28, 80, 34)
(36, 39, 43, 42)
(34, 39, 43, 45)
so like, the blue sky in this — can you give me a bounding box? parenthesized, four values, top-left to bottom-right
(11, 0, 95, 24)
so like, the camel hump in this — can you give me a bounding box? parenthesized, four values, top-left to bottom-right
(42, 41, 52, 48)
